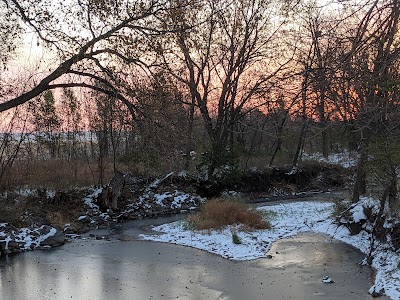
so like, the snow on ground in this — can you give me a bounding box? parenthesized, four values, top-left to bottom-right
(83, 187, 103, 209)
(0, 225, 60, 251)
(152, 191, 203, 210)
(141, 201, 400, 299)
(302, 151, 358, 168)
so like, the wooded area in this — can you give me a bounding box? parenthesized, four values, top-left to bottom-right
(1, 0, 400, 215)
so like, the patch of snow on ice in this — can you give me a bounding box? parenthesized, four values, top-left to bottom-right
(0, 226, 58, 250)
(0, 236, 13, 250)
(30, 227, 58, 248)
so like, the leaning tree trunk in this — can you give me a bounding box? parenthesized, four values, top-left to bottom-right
(292, 120, 307, 167)
(293, 65, 309, 167)
(269, 113, 287, 167)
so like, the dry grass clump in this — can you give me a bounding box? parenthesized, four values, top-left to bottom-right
(187, 198, 271, 230)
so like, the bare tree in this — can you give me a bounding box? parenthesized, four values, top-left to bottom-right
(0, 0, 21, 69)
(29, 90, 61, 158)
(0, 0, 179, 116)
(338, 0, 400, 202)
(291, 1, 351, 161)
(0, 110, 28, 189)
(153, 0, 293, 174)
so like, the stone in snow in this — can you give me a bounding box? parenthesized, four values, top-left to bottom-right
(40, 231, 65, 247)
(322, 275, 334, 283)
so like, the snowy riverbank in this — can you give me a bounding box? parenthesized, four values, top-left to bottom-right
(141, 200, 400, 299)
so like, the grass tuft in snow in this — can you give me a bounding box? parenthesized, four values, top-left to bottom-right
(231, 229, 242, 244)
(187, 198, 270, 230)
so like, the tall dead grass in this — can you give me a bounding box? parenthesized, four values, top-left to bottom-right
(187, 198, 271, 230)
(7, 159, 99, 189)
(4, 151, 188, 190)
(5, 157, 138, 189)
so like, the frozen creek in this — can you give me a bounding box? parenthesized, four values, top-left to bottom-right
(0, 213, 387, 300)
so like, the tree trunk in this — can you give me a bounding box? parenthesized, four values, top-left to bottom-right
(269, 113, 287, 166)
(207, 141, 223, 178)
(387, 162, 398, 211)
(185, 96, 195, 169)
(293, 73, 308, 167)
(293, 121, 307, 166)
(321, 127, 329, 158)
(352, 136, 369, 202)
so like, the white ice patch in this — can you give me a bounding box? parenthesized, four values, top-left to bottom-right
(0, 236, 13, 250)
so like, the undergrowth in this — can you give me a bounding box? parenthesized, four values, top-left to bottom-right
(0, 188, 89, 229)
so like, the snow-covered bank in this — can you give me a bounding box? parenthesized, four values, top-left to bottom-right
(302, 151, 358, 168)
(141, 201, 400, 299)
(79, 185, 204, 226)
(0, 223, 65, 254)
(0, 184, 204, 256)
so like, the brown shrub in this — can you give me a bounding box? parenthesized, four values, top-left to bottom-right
(187, 198, 271, 230)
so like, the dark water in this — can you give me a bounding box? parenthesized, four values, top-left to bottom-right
(0, 218, 382, 300)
